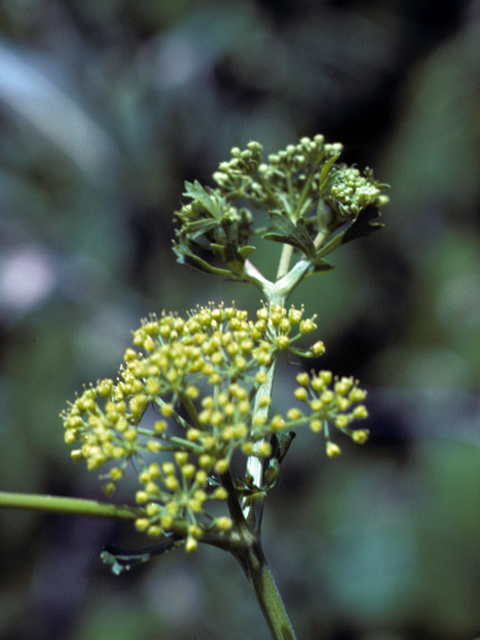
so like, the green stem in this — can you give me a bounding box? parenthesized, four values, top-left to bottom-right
(0, 491, 142, 521)
(276, 244, 293, 281)
(0, 491, 247, 555)
(243, 242, 301, 529)
(294, 169, 315, 219)
(242, 356, 276, 529)
(233, 531, 297, 640)
(243, 243, 296, 528)
(221, 472, 297, 640)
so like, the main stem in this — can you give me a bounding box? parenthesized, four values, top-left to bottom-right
(242, 356, 277, 529)
(222, 472, 297, 640)
(243, 243, 293, 528)
(234, 536, 297, 640)
(235, 242, 300, 639)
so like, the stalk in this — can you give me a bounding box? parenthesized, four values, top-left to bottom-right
(242, 356, 277, 529)
(276, 244, 293, 280)
(0, 491, 142, 521)
(243, 242, 300, 528)
(221, 471, 297, 640)
(234, 536, 297, 640)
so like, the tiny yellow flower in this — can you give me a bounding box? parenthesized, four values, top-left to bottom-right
(311, 341, 325, 356)
(326, 442, 341, 458)
(276, 335, 290, 349)
(102, 482, 116, 496)
(352, 429, 369, 444)
(185, 537, 198, 553)
(161, 403, 174, 417)
(270, 415, 285, 431)
(216, 517, 233, 530)
(145, 481, 160, 494)
(287, 408, 302, 420)
(147, 525, 162, 537)
(335, 415, 349, 429)
(146, 502, 161, 517)
(213, 487, 228, 501)
(294, 387, 308, 402)
(215, 459, 229, 474)
(135, 518, 150, 532)
(161, 513, 174, 529)
(352, 405, 368, 419)
(299, 318, 317, 334)
(296, 372, 310, 386)
(164, 475, 179, 491)
(258, 441, 272, 457)
(162, 462, 175, 475)
(181, 463, 196, 479)
(242, 442, 254, 455)
(174, 451, 188, 466)
(110, 467, 124, 482)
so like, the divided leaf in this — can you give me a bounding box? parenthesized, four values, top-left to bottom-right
(264, 212, 315, 256)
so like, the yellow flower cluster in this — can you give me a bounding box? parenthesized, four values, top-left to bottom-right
(286, 370, 369, 457)
(61, 302, 324, 543)
(134, 454, 231, 551)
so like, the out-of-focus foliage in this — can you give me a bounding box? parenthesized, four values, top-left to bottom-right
(0, 1, 479, 639)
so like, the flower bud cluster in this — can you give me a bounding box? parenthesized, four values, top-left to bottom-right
(327, 166, 385, 217)
(61, 303, 324, 545)
(212, 136, 344, 214)
(174, 135, 388, 283)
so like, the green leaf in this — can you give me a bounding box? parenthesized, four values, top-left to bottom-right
(183, 181, 223, 219)
(264, 432, 296, 489)
(319, 153, 341, 191)
(313, 205, 383, 264)
(264, 212, 315, 255)
(178, 218, 220, 240)
(310, 256, 335, 272)
(234, 476, 264, 498)
(172, 243, 233, 277)
(314, 230, 345, 260)
(341, 205, 384, 244)
(238, 245, 256, 260)
(209, 241, 236, 265)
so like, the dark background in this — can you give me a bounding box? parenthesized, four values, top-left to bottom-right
(1, 1, 480, 639)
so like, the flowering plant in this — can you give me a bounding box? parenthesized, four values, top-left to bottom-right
(0, 135, 388, 640)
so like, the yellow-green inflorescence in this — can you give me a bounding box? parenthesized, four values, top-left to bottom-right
(61, 303, 369, 548)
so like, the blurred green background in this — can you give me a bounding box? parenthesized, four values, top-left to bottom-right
(1, 1, 480, 639)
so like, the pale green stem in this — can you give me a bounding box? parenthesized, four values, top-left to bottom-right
(276, 244, 293, 280)
(242, 356, 277, 528)
(314, 229, 328, 249)
(243, 243, 293, 528)
(0, 491, 142, 521)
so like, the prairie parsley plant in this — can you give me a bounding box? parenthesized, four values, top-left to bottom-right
(3, 135, 388, 640)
